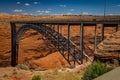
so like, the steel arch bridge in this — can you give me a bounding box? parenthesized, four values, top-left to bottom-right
(10, 20, 120, 67)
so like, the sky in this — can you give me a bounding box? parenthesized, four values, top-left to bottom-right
(0, 0, 120, 15)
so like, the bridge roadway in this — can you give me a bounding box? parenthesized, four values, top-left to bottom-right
(10, 20, 120, 67)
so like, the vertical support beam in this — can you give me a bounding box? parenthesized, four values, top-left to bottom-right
(102, 24, 104, 41)
(11, 22, 17, 66)
(94, 24, 97, 51)
(44, 24, 47, 37)
(80, 23, 83, 64)
(53, 25, 55, 31)
(49, 24, 52, 33)
(51, 24, 53, 33)
(44, 24, 46, 36)
(68, 23, 70, 64)
(60, 25, 62, 34)
(57, 24, 59, 50)
(73, 47, 76, 65)
(116, 24, 119, 32)
(15, 25, 18, 66)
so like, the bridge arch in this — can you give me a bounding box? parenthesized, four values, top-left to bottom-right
(16, 24, 42, 44)
(12, 24, 48, 66)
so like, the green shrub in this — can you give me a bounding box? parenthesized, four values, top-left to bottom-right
(82, 61, 109, 80)
(32, 74, 41, 80)
(16, 64, 29, 70)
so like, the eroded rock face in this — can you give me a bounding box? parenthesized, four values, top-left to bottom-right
(94, 31, 120, 62)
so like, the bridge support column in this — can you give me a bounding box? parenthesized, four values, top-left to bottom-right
(116, 24, 119, 32)
(94, 24, 97, 51)
(102, 24, 104, 41)
(80, 23, 83, 64)
(68, 23, 70, 64)
(45, 24, 47, 37)
(60, 25, 62, 34)
(11, 22, 18, 66)
(52, 25, 55, 32)
(57, 24, 60, 50)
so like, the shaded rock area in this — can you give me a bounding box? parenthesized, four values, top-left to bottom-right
(94, 31, 120, 64)
(0, 27, 11, 66)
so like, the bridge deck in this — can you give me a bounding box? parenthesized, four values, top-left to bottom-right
(11, 20, 120, 25)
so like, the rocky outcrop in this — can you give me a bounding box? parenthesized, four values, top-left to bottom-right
(94, 31, 120, 62)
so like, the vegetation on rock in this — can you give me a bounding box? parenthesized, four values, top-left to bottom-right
(82, 61, 112, 80)
(16, 64, 29, 70)
(32, 74, 41, 80)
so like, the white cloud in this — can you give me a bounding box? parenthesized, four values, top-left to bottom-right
(70, 9, 74, 11)
(30, 13, 33, 15)
(59, 4, 66, 7)
(44, 11, 51, 14)
(51, 14, 63, 15)
(37, 10, 51, 14)
(22, 13, 28, 15)
(39, 13, 43, 15)
(66, 12, 72, 15)
(22, 13, 33, 15)
(24, 3, 30, 6)
(108, 14, 113, 15)
(13, 9, 23, 12)
(37, 10, 44, 13)
(34, 2, 38, 4)
(16, 2, 21, 4)
(82, 12, 89, 15)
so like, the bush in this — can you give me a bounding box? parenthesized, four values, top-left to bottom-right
(16, 64, 29, 70)
(82, 61, 109, 80)
(32, 75, 41, 80)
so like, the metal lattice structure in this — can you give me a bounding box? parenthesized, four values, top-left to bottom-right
(10, 20, 120, 67)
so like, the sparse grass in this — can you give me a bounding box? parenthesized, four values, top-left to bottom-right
(16, 64, 29, 70)
(30, 68, 35, 72)
(2, 73, 9, 80)
(69, 65, 75, 69)
(32, 74, 41, 80)
(12, 69, 17, 75)
(40, 71, 83, 80)
(53, 68, 59, 75)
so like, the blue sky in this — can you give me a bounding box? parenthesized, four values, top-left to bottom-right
(0, 0, 120, 15)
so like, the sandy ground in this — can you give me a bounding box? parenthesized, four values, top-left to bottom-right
(0, 67, 33, 80)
